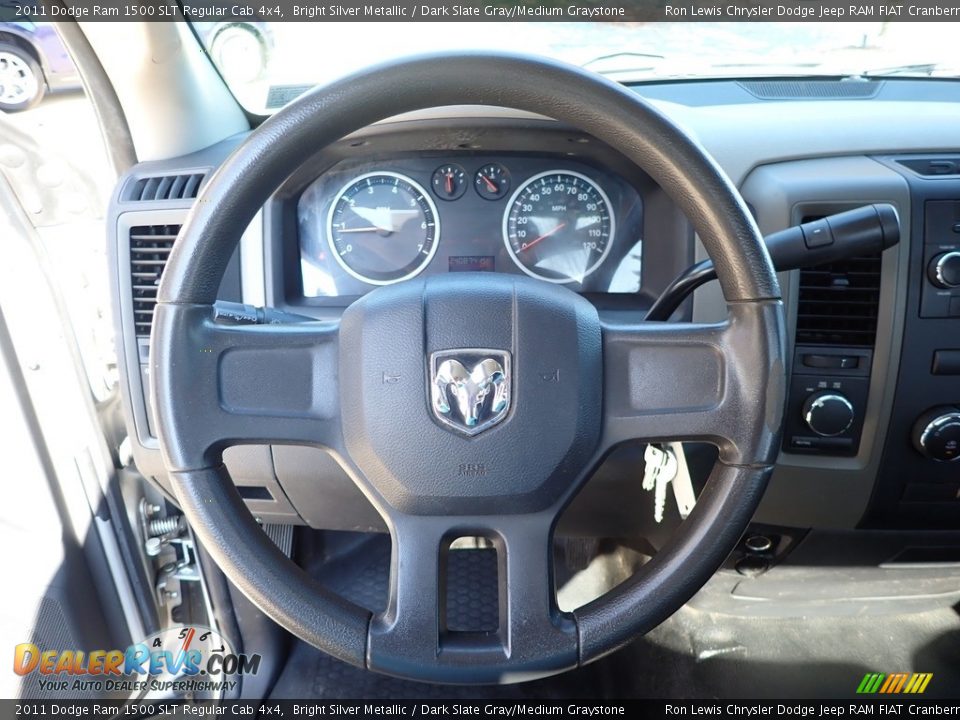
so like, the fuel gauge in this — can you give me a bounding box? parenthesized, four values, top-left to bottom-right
(431, 164, 467, 201)
(474, 163, 510, 201)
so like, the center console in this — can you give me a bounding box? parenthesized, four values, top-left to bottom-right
(865, 156, 960, 528)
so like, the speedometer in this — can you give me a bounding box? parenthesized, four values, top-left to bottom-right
(327, 171, 439, 286)
(503, 170, 615, 284)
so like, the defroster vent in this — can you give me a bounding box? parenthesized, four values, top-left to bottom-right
(130, 225, 179, 337)
(129, 173, 205, 201)
(738, 79, 881, 100)
(796, 253, 882, 348)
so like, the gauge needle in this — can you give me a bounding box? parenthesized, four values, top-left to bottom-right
(445, 173, 454, 194)
(481, 175, 498, 192)
(175, 626, 196, 668)
(351, 205, 420, 232)
(575, 215, 601, 230)
(337, 226, 383, 233)
(519, 222, 567, 252)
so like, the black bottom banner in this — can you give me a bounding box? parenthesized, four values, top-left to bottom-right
(5, 700, 960, 720)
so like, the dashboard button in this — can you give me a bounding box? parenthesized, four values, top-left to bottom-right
(789, 436, 854, 451)
(928, 251, 960, 289)
(802, 353, 859, 370)
(802, 392, 855, 437)
(932, 350, 960, 376)
(912, 408, 960, 462)
(902, 484, 960, 503)
(950, 297, 960, 318)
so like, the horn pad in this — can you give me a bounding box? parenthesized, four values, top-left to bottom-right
(338, 273, 602, 515)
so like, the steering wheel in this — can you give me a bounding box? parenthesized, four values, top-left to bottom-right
(152, 53, 786, 684)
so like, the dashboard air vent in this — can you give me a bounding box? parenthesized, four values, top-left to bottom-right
(739, 80, 881, 100)
(130, 225, 179, 337)
(795, 253, 882, 348)
(129, 173, 205, 202)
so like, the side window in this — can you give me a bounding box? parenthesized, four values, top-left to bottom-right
(0, 21, 116, 401)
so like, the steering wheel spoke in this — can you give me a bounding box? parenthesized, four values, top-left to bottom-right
(367, 512, 577, 683)
(602, 301, 786, 466)
(152, 303, 341, 471)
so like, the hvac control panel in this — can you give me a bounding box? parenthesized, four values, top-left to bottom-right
(866, 178, 960, 528)
(783, 346, 872, 456)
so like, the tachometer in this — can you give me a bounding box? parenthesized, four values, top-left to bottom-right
(327, 171, 439, 285)
(503, 170, 614, 284)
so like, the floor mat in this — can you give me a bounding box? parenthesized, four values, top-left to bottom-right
(270, 534, 960, 699)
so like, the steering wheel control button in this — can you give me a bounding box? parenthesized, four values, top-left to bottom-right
(928, 251, 960, 288)
(913, 408, 960, 462)
(474, 163, 510, 200)
(429, 349, 511, 437)
(802, 392, 855, 437)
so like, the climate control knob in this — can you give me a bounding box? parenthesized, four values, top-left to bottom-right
(913, 408, 960, 462)
(928, 251, 960, 289)
(802, 392, 855, 437)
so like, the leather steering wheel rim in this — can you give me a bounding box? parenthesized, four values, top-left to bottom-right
(152, 52, 786, 683)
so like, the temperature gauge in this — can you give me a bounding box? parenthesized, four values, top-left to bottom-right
(431, 164, 467, 201)
(474, 163, 511, 201)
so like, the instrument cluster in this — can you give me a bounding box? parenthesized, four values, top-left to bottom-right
(296, 155, 644, 300)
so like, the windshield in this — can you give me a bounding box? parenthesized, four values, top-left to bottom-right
(194, 21, 960, 114)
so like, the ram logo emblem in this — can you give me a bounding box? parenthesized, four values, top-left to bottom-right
(429, 350, 511, 436)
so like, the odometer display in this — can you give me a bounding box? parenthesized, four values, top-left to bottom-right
(327, 171, 439, 285)
(503, 170, 615, 284)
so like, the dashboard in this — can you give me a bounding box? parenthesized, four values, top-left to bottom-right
(108, 78, 960, 544)
(295, 156, 644, 298)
